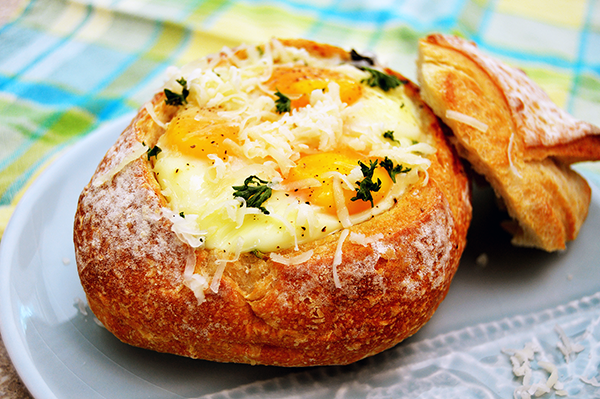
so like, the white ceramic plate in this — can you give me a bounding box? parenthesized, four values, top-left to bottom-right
(1, 115, 600, 398)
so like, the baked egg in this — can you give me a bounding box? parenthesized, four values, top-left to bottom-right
(149, 39, 436, 255)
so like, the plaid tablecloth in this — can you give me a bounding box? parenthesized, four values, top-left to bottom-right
(1, 1, 600, 398)
(1, 0, 599, 237)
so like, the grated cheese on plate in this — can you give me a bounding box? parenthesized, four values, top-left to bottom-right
(555, 324, 584, 363)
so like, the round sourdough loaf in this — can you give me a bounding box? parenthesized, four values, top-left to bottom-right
(74, 39, 471, 366)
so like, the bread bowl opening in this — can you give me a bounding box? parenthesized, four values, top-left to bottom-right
(146, 39, 437, 256)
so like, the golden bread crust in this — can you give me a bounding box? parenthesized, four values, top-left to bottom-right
(417, 33, 600, 252)
(74, 40, 471, 366)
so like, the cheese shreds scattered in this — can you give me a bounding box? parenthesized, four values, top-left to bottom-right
(555, 324, 585, 363)
(332, 229, 350, 288)
(75, 297, 106, 328)
(162, 208, 207, 248)
(182, 250, 209, 304)
(93, 141, 147, 187)
(349, 232, 383, 246)
(332, 175, 352, 228)
(144, 101, 167, 129)
(580, 375, 600, 387)
(503, 341, 568, 399)
(93, 317, 106, 328)
(269, 249, 314, 265)
(206, 154, 227, 183)
(504, 342, 536, 387)
(538, 361, 559, 394)
(445, 109, 489, 132)
(508, 132, 523, 178)
(154, 38, 434, 255)
(210, 237, 244, 293)
(74, 297, 88, 316)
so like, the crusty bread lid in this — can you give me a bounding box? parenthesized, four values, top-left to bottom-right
(417, 33, 600, 251)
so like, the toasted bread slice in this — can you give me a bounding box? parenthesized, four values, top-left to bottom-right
(417, 33, 600, 251)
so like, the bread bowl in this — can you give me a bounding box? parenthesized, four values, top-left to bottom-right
(74, 38, 471, 366)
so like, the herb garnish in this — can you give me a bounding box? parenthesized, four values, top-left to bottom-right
(251, 249, 267, 260)
(274, 89, 291, 114)
(351, 160, 382, 207)
(350, 49, 375, 66)
(164, 77, 189, 106)
(147, 145, 162, 160)
(383, 130, 398, 143)
(179, 211, 185, 218)
(359, 67, 407, 92)
(232, 175, 272, 214)
(380, 156, 411, 183)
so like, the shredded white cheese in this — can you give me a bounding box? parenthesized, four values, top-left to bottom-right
(555, 324, 585, 363)
(269, 249, 314, 265)
(161, 208, 207, 248)
(210, 236, 244, 293)
(332, 175, 352, 228)
(144, 101, 167, 129)
(93, 317, 106, 328)
(74, 297, 88, 316)
(580, 375, 600, 387)
(182, 250, 209, 305)
(332, 229, 350, 288)
(445, 109, 489, 133)
(504, 342, 537, 385)
(154, 38, 435, 255)
(508, 132, 523, 178)
(538, 361, 559, 393)
(93, 141, 147, 187)
(349, 232, 383, 246)
(206, 154, 227, 182)
(503, 341, 568, 399)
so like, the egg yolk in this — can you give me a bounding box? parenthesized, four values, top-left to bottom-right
(163, 107, 238, 161)
(286, 152, 393, 216)
(268, 66, 362, 109)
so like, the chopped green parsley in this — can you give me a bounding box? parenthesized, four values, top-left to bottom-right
(351, 160, 382, 207)
(383, 130, 399, 143)
(232, 175, 273, 214)
(359, 67, 407, 92)
(147, 145, 162, 160)
(381, 157, 411, 183)
(164, 77, 189, 106)
(274, 89, 291, 114)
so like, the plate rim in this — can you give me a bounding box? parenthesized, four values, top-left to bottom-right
(0, 114, 133, 399)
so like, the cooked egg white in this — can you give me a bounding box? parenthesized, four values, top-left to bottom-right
(151, 39, 435, 254)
